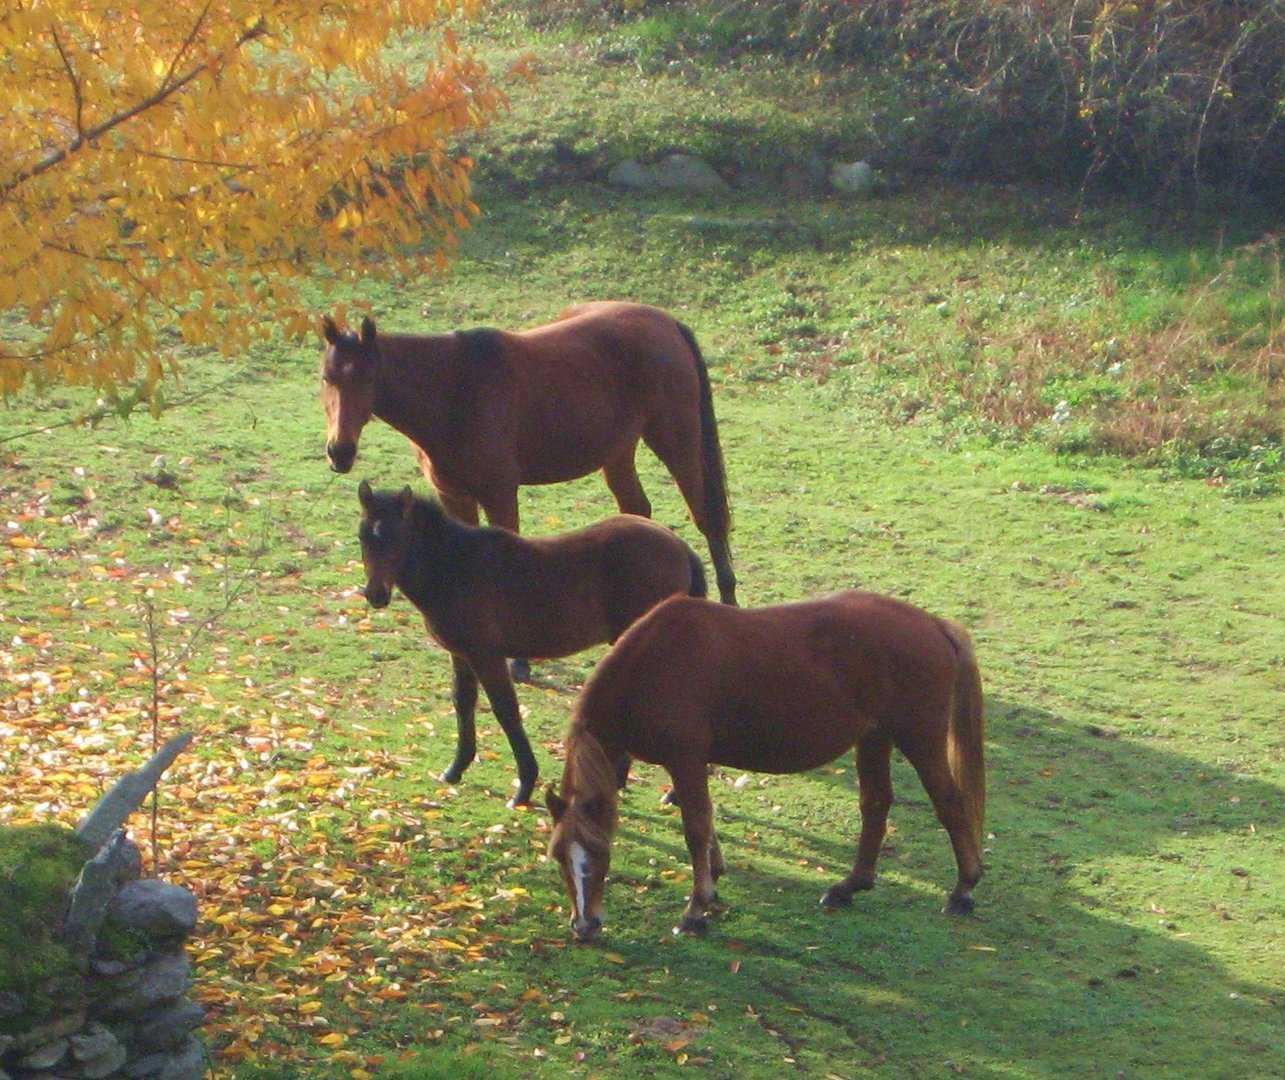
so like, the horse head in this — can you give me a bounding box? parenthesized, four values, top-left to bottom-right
(321, 315, 379, 473)
(547, 783, 615, 942)
(357, 480, 415, 609)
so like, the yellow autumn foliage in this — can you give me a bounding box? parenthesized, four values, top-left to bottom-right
(0, 0, 501, 399)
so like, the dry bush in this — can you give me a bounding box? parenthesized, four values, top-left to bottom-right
(699, 0, 1285, 195)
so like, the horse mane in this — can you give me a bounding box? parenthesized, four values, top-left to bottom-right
(362, 488, 475, 562)
(408, 494, 455, 531)
(558, 727, 620, 853)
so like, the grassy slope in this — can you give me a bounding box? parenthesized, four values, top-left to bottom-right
(2, 12, 1283, 1080)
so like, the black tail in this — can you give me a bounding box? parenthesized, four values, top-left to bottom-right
(686, 547, 708, 599)
(677, 321, 732, 540)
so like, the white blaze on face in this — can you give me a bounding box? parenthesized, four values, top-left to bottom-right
(569, 841, 591, 918)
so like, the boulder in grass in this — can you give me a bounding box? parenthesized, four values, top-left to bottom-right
(830, 160, 876, 196)
(608, 153, 730, 194)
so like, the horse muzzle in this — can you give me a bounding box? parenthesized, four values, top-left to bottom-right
(571, 914, 602, 943)
(326, 442, 357, 473)
(364, 583, 392, 609)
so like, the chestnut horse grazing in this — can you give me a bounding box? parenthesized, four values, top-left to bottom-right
(357, 481, 706, 807)
(547, 591, 985, 941)
(323, 302, 736, 605)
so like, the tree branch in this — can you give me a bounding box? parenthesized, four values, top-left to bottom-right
(0, 14, 267, 198)
(50, 24, 87, 144)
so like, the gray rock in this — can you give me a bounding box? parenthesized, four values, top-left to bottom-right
(63, 832, 142, 958)
(130, 1001, 206, 1055)
(109, 880, 198, 944)
(80, 1039, 129, 1080)
(76, 733, 192, 850)
(123, 1051, 170, 1078)
(14, 1011, 86, 1051)
(70, 1022, 121, 1062)
(18, 1036, 69, 1070)
(606, 159, 650, 188)
(608, 153, 730, 194)
(98, 954, 191, 1018)
(95, 963, 144, 997)
(829, 160, 876, 196)
(155, 1036, 206, 1080)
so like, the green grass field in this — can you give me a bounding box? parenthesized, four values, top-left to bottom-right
(2, 10, 1282, 1079)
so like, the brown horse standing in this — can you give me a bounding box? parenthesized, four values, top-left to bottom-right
(547, 591, 985, 940)
(357, 481, 706, 807)
(323, 302, 736, 605)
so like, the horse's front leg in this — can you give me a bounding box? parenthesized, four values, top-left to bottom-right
(441, 654, 479, 786)
(470, 653, 539, 808)
(670, 764, 722, 933)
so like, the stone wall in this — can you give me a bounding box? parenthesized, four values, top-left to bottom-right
(0, 833, 206, 1080)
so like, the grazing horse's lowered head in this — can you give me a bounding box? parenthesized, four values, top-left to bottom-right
(546, 732, 623, 942)
(320, 316, 379, 474)
(547, 591, 986, 938)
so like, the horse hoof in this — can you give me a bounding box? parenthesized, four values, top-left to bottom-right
(820, 886, 854, 909)
(674, 914, 708, 935)
(944, 892, 976, 916)
(440, 766, 465, 784)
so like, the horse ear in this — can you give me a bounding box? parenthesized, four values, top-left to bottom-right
(546, 785, 568, 821)
(398, 486, 415, 517)
(322, 316, 340, 344)
(360, 316, 377, 346)
(358, 479, 374, 508)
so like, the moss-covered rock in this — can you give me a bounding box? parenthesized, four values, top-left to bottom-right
(0, 823, 95, 1030)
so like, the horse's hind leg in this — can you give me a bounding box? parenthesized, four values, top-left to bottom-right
(902, 743, 983, 914)
(823, 732, 893, 908)
(705, 534, 737, 608)
(642, 425, 736, 605)
(470, 653, 539, 808)
(442, 655, 480, 786)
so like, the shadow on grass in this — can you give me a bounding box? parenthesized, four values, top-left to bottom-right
(559, 693, 1282, 1076)
(461, 181, 1274, 289)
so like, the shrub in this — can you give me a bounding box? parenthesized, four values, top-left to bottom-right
(520, 1, 1285, 197)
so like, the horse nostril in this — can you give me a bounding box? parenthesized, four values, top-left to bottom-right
(572, 915, 602, 942)
(327, 443, 356, 473)
(365, 585, 391, 608)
